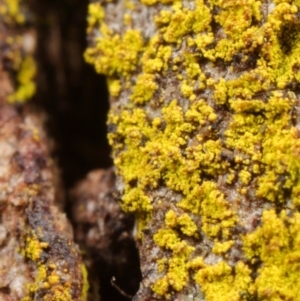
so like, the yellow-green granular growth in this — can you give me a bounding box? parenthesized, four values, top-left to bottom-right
(1, 0, 25, 24)
(21, 231, 49, 262)
(84, 28, 144, 78)
(8, 55, 37, 104)
(81, 264, 89, 301)
(86, 0, 300, 299)
(194, 261, 253, 301)
(243, 210, 300, 300)
(21, 229, 86, 301)
(87, 2, 105, 32)
(0, 0, 37, 104)
(153, 233, 195, 293)
(130, 73, 158, 104)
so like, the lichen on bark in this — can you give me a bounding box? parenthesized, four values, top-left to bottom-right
(0, 1, 88, 299)
(0, 0, 36, 104)
(85, 0, 300, 300)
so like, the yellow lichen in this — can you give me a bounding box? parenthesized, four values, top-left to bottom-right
(165, 210, 178, 228)
(153, 228, 180, 249)
(81, 264, 89, 301)
(8, 55, 36, 104)
(0, 0, 37, 104)
(87, 0, 300, 299)
(85, 29, 144, 77)
(177, 214, 198, 236)
(179, 181, 237, 238)
(107, 78, 121, 97)
(194, 261, 252, 301)
(21, 230, 85, 301)
(22, 231, 48, 261)
(130, 73, 158, 104)
(212, 240, 234, 255)
(48, 273, 60, 285)
(153, 237, 195, 294)
(1, 0, 25, 24)
(152, 276, 169, 296)
(87, 2, 104, 31)
(157, 257, 168, 273)
(243, 210, 300, 300)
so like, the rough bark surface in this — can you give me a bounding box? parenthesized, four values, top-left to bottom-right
(70, 168, 141, 301)
(0, 102, 87, 301)
(85, 0, 300, 300)
(0, 1, 87, 300)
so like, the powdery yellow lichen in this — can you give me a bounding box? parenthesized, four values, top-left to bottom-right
(21, 229, 87, 301)
(22, 231, 49, 262)
(152, 276, 169, 296)
(165, 210, 177, 228)
(130, 73, 158, 104)
(1, 0, 25, 24)
(194, 261, 253, 301)
(212, 240, 234, 255)
(8, 55, 37, 104)
(81, 265, 89, 301)
(87, 0, 300, 299)
(87, 2, 105, 31)
(243, 210, 300, 300)
(85, 29, 144, 78)
(152, 237, 195, 294)
(1, 0, 37, 104)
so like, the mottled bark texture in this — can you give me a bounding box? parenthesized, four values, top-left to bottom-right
(70, 168, 141, 301)
(0, 1, 87, 300)
(0, 102, 88, 301)
(85, 0, 300, 300)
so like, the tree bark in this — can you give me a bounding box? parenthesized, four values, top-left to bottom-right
(0, 1, 87, 300)
(86, 0, 300, 300)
